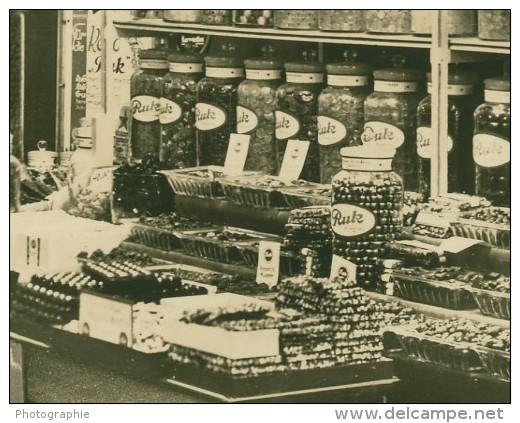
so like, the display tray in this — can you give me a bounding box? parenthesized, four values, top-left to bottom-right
(383, 325, 482, 373)
(130, 223, 182, 252)
(451, 207, 510, 250)
(159, 166, 232, 199)
(464, 286, 510, 320)
(391, 272, 476, 310)
(279, 184, 331, 209)
(167, 358, 394, 400)
(176, 226, 279, 265)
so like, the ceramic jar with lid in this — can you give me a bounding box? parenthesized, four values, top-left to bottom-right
(473, 77, 510, 206)
(363, 66, 423, 191)
(275, 60, 326, 182)
(160, 51, 204, 169)
(416, 71, 478, 197)
(318, 58, 372, 183)
(196, 55, 244, 166)
(237, 57, 283, 174)
(130, 49, 169, 160)
(331, 146, 403, 289)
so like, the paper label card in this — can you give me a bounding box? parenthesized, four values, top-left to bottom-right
(330, 255, 357, 284)
(439, 237, 489, 254)
(256, 241, 281, 288)
(278, 139, 310, 181)
(224, 133, 251, 176)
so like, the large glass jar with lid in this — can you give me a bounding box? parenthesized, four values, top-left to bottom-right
(131, 49, 169, 160)
(274, 60, 325, 182)
(365, 10, 411, 34)
(363, 66, 423, 191)
(196, 55, 244, 166)
(274, 10, 319, 30)
(417, 71, 478, 197)
(318, 58, 372, 183)
(160, 51, 204, 169)
(237, 57, 283, 175)
(318, 10, 364, 32)
(473, 77, 510, 206)
(331, 146, 403, 290)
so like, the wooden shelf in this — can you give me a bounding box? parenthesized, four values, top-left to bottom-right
(449, 37, 510, 55)
(113, 19, 431, 49)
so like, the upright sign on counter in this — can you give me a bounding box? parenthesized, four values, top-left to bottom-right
(224, 134, 251, 175)
(278, 139, 310, 181)
(256, 241, 281, 288)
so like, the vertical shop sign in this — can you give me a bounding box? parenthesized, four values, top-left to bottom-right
(70, 10, 88, 143)
(86, 10, 104, 116)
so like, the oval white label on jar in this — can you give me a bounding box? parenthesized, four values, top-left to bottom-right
(361, 121, 405, 148)
(416, 127, 453, 159)
(473, 134, 510, 168)
(131, 95, 161, 122)
(159, 98, 183, 124)
(331, 203, 376, 238)
(236, 106, 259, 134)
(318, 116, 347, 147)
(195, 102, 227, 131)
(275, 111, 300, 140)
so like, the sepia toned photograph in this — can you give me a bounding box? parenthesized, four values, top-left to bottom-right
(9, 8, 511, 410)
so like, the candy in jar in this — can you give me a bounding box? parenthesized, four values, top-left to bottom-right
(196, 55, 244, 166)
(319, 10, 364, 32)
(131, 49, 169, 160)
(478, 10, 510, 41)
(363, 66, 423, 191)
(417, 71, 478, 197)
(365, 10, 411, 34)
(473, 77, 510, 206)
(275, 60, 325, 182)
(274, 10, 319, 30)
(318, 59, 372, 183)
(201, 10, 232, 25)
(331, 146, 403, 289)
(160, 52, 204, 169)
(237, 57, 283, 174)
(234, 10, 273, 27)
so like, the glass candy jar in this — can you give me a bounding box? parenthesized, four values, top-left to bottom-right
(331, 146, 403, 290)
(234, 10, 273, 27)
(237, 57, 283, 174)
(417, 71, 478, 197)
(201, 10, 232, 25)
(196, 55, 244, 166)
(318, 59, 372, 183)
(363, 66, 423, 191)
(478, 10, 510, 41)
(473, 78, 510, 206)
(365, 10, 411, 34)
(275, 60, 325, 182)
(411, 10, 477, 36)
(130, 49, 169, 160)
(319, 10, 364, 32)
(274, 10, 319, 30)
(160, 51, 204, 169)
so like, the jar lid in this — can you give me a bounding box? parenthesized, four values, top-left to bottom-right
(426, 71, 478, 85)
(244, 58, 283, 70)
(140, 49, 169, 61)
(205, 55, 244, 68)
(326, 62, 372, 76)
(340, 145, 396, 159)
(373, 68, 423, 82)
(284, 61, 326, 74)
(484, 77, 510, 91)
(168, 51, 204, 64)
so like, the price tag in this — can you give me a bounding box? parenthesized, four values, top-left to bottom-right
(224, 133, 251, 176)
(439, 237, 488, 254)
(256, 241, 281, 288)
(415, 211, 452, 228)
(329, 255, 357, 284)
(278, 139, 310, 181)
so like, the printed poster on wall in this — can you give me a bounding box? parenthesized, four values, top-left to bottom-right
(69, 10, 88, 144)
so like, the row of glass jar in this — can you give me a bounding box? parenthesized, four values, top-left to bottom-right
(129, 49, 510, 206)
(133, 10, 510, 40)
